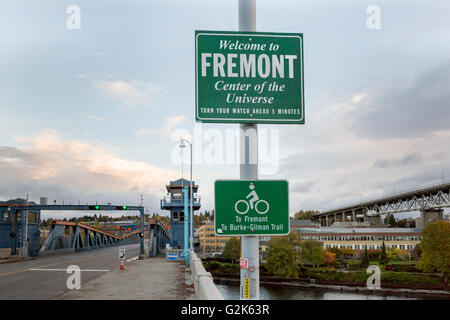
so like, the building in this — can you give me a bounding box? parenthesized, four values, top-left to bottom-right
(198, 221, 232, 255)
(160, 178, 201, 249)
(0, 199, 41, 258)
(290, 218, 319, 231)
(295, 226, 422, 257)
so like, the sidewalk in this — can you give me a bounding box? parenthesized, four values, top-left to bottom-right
(61, 254, 195, 300)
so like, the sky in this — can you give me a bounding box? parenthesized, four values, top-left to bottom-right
(0, 0, 449, 219)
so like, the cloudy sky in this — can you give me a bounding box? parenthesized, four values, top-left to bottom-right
(0, 0, 449, 219)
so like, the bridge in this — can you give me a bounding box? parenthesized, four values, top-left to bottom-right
(0, 203, 170, 258)
(313, 181, 450, 228)
(40, 220, 141, 255)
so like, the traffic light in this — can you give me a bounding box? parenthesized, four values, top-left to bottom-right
(116, 205, 127, 210)
(89, 205, 100, 210)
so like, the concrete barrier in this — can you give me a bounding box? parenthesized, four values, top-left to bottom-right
(0, 248, 11, 259)
(190, 249, 224, 300)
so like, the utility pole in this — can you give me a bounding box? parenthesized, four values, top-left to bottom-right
(239, 0, 259, 300)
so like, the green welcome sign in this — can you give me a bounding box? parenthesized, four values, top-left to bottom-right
(214, 180, 289, 236)
(195, 30, 304, 124)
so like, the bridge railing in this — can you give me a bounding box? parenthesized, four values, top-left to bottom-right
(189, 249, 224, 300)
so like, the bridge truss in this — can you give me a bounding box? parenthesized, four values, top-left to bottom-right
(313, 181, 450, 224)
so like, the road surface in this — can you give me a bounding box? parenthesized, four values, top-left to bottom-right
(0, 244, 140, 299)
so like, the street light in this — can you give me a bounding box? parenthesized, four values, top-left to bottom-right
(179, 138, 193, 251)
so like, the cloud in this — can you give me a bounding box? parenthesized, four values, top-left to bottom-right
(350, 59, 450, 139)
(84, 114, 105, 122)
(373, 152, 423, 169)
(134, 115, 188, 140)
(92, 80, 161, 109)
(0, 129, 179, 212)
(278, 80, 450, 212)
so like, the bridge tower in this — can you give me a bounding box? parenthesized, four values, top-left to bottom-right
(161, 178, 201, 249)
(0, 199, 41, 258)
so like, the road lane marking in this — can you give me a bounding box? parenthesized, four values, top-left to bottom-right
(0, 249, 125, 277)
(29, 268, 110, 272)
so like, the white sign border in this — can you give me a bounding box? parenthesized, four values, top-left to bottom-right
(195, 32, 304, 123)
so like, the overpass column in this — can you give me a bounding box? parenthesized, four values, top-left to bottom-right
(325, 216, 329, 227)
(334, 213, 337, 224)
(419, 208, 444, 228)
(352, 210, 356, 222)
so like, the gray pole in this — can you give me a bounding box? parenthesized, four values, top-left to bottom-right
(190, 142, 193, 250)
(239, 0, 259, 300)
(139, 208, 145, 257)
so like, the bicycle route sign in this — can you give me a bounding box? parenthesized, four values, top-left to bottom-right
(195, 30, 304, 124)
(214, 180, 289, 236)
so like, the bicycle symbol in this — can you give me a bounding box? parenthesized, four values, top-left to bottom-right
(234, 182, 269, 215)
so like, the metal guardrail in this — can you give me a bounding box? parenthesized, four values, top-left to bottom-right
(189, 249, 224, 300)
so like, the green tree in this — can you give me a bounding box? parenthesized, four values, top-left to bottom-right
(396, 219, 407, 228)
(417, 220, 450, 288)
(411, 244, 422, 261)
(379, 241, 388, 265)
(266, 233, 301, 278)
(387, 247, 403, 261)
(294, 210, 319, 220)
(386, 214, 397, 227)
(360, 245, 369, 269)
(298, 240, 326, 267)
(223, 237, 240, 262)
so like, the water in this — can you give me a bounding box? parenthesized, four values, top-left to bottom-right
(216, 283, 423, 300)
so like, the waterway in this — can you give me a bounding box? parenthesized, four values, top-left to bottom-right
(216, 283, 438, 300)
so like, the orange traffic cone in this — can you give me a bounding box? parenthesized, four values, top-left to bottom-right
(120, 260, 125, 270)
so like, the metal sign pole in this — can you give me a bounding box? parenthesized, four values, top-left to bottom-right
(239, 0, 259, 300)
(190, 142, 194, 250)
(24, 194, 29, 258)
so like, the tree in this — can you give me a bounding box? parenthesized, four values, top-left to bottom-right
(294, 210, 319, 220)
(387, 247, 403, 261)
(411, 244, 422, 261)
(379, 241, 388, 265)
(324, 250, 336, 265)
(223, 237, 240, 262)
(396, 219, 407, 228)
(340, 247, 355, 259)
(298, 240, 326, 267)
(360, 245, 369, 269)
(386, 214, 396, 227)
(417, 220, 450, 288)
(266, 233, 301, 278)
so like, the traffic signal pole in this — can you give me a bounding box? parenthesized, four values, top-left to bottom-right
(139, 207, 145, 257)
(239, 0, 260, 300)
